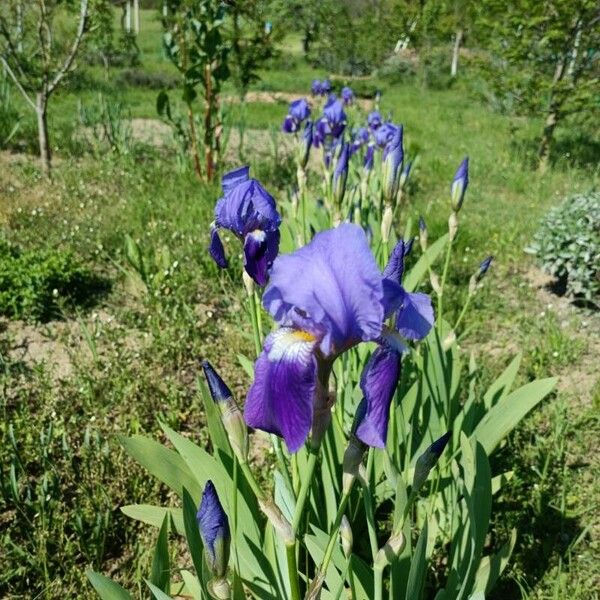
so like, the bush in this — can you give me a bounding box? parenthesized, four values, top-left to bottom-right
(376, 51, 418, 84)
(528, 192, 600, 302)
(117, 68, 179, 90)
(0, 238, 110, 322)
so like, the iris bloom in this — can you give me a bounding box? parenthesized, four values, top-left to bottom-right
(341, 86, 355, 105)
(282, 98, 311, 133)
(382, 125, 404, 202)
(374, 122, 399, 148)
(209, 166, 281, 286)
(451, 157, 469, 211)
(350, 127, 369, 155)
(314, 97, 347, 146)
(367, 110, 382, 131)
(244, 225, 433, 452)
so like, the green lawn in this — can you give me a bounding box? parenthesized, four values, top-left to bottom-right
(1, 8, 599, 600)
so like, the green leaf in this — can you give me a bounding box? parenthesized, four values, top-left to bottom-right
(405, 521, 429, 600)
(181, 569, 204, 600)
(483, 353, 522, 410)
(121, 504, 184, 534)
(119, 435, 202, 499)
(473, 529, 517, 594)
(472, 377, 557, 455)
(86, 570, 132, 600)
(151, 515, 170, 594)
(146, 579, 175, 600)
(404, 233, 449, 292)
(237, 353, 254, 378)
(182, 487, 209, 598)
(156, 90, 172, 120)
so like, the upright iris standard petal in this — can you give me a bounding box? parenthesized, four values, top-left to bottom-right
(451, 157, 469, 211)
(311, 79, 322, 95)
(355, 345, 401, 448)
(263, 224, 388, 356)
(197, 481, 230, 577)
(321, 79, 332, 94)
(209, 226, 228, 268)
(221, 165, 250, 194)
(341, 86, 355, 105)
(375, 122, 399, 149)
(383, 239, 434, 340)
(244, 328, 318, 453)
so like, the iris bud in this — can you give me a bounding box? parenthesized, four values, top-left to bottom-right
(332, 142, 350, 208)
(469, 255, 494, 294)
(374, 532, 406, 568)
(340, 515, 353, 559)
(197, 481, 230, 579)
(208, 578, 231, 600)
(419, 216, 428, 251)
(450, 157, 469, 212)
(202, 360, 249, 463)
(412, 431, 451, 493)
(381, 204, 394, 244)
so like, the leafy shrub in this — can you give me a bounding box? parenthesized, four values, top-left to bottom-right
(419, 46, 454, 90)
(528, 192, 600, 302)
(117, 68, 179, 90)
(0, 238, 110, 322)
(376, 51, 418, 84)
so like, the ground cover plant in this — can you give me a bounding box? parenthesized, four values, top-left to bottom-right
(1, 4, 599, 600)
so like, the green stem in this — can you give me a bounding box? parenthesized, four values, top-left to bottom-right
(437, 235, 454, 333)
(247, 290, 261, 358)
(453, 292, 473, 333)
(285, 542, 302, 600)
(348, 560, 356, 600)
(272, 435, 294, 493)
(291, 448, 319, 533)
(253, 290, 263, 342)
(374, 565, 384, 600)
(360, 474, 379, 561)
(239, 461, 266, 502)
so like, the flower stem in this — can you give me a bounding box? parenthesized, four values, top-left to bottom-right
(360, 471, 379, 560)
(232, 455, 240, 574)
(247, 288, 262, 358)
(374, 565, 384, 600)
(285, 542, 302, 600)
(453, 292, 473, 333)
(437, 236, 454, 333)
(291, 447, 319, 533)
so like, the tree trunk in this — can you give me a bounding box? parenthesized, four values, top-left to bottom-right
(451, 28, 463, 78)
(133, 0, 140, 34)
(537, 104, 559, 173)
(125, 1, 132, 33)
(36, 93, 51, 177)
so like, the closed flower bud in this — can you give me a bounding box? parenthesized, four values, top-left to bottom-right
(450, 157, 469, 212)
(381, 204, 394, 243)
(340, 515, 353, 558)
(208, 578, 231, 600)
(258, 498, 294, 545)
(197, 481, 230, 579)
(477, 255, 494, 282)
(412, 431, 451, 493)
(342, 434, 366, 494)
(381, 126, 404, 204)
(332, 142, 350, 208)
(399, 160, 412, 189)
(299, 120, 313, 169)
(202, 360, 249, 463)
(374, 532, 405, 568)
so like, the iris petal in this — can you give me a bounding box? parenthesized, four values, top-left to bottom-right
(396, 291, 434, 340)
(355, 345, 401, 448)
(244, 328, 318, 453)
(209, 227, 228, 268)
(221, 165, 250, 195)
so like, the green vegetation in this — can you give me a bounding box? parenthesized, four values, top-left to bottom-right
(0, 5, 599, 600)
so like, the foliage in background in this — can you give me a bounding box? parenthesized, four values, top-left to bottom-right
(475, 0, 600, 170)
(528, 191, 600, 303)
(0, 237, 109, 322)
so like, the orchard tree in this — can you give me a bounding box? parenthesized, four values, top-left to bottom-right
(0, 0, 96, 176)
(477, 0, 600, 170)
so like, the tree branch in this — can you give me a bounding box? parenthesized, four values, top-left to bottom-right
(0, 55, 35, 110)
(47, 0, 89, 95)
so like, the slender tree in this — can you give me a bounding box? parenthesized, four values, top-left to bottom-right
(477, 0, 600, 170)
(0, 0, 92, 176)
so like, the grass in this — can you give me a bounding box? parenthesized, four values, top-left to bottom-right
(1, 7, 599, 600)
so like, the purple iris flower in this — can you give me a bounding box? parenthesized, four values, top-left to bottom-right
(341, 86, 355, 105)
(322, 96, 347, 139)
(311, 79, 322, 95)
(209, 166, 281, 286)
(374, 122, 399, 148)
(244, 224, 408, 452)
(367, 111, 382, 131)
(451, 157, 469, 211)
(299, 120, 313, 168)
(197, 480, 230, 577)
(321, 79, 332, 94)
(282, 98, 311, 133)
